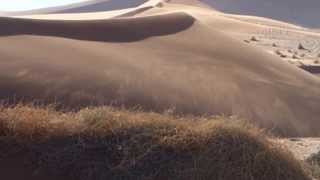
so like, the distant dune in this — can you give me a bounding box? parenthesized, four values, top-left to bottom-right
(169, 0, 211, 8)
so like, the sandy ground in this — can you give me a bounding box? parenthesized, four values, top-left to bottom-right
(142, 2, 320, 75)
(278, 138, 320, 161)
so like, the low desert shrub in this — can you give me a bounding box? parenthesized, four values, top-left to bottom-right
(0, 105, 311, 180)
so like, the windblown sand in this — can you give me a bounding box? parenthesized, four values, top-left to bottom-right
(0, 0, 319, 137)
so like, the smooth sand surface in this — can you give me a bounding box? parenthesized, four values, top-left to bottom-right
(156, 2, 320, 69)
(0, 1, 320, 136)
(278, 138, 320, 160)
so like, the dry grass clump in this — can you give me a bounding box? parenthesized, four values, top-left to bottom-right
(275, 50, 287, 58)
(0, 105, 311, 180)
(250, 36, 259, 41)
(293, 54, 300, 59)
(275, 49, 281, 55)
(306, 152, 320, 179)
(298, 43, 308, 50)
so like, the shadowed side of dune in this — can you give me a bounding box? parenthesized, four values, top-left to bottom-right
(0, 12, 194, 42)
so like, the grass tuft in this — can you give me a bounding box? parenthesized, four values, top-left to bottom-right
(306, 152, 320, 179)
(0, 105, 311, 180)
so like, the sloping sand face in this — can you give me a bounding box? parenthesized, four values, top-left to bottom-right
(0, 10, 320, 137)
(149, 3, 320, 75)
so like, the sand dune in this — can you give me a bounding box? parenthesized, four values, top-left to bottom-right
(151, 3, 320, 71)
(0, 5, 320, 136)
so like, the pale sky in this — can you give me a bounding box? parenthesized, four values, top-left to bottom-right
(0, 0, 86, 11)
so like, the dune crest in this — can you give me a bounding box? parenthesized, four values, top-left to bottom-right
(0, 12, 194, 42)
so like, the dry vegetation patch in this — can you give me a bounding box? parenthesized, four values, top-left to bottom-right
(307, 152, 320, 179)
(0, 105, 311, 180)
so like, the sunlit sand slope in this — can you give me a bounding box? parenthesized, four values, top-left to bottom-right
(0, 11, 320, 136)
